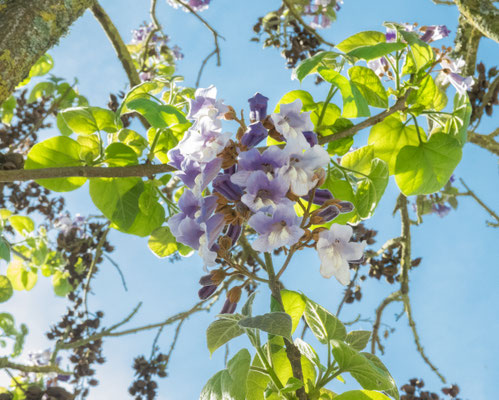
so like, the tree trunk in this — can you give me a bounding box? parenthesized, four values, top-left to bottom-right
(0, 0, 94, 104)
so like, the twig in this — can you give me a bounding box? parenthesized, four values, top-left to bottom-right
(281, 0, 335, 48)
(91, 1, 141, 87)
(0, 358, 71, 376)
(317, 91, 411, 145)
(370, 290, 402, 354)
(171, 0, 224, 87)
(103, 254, 128, 291)
(459, 178, 499, 227)
(336, 268, 359, 317)
(403, 295, 446, 383)
(140, 0, 161, 72)
(467, 129, 499, 156)
(276, 246, 296, 280)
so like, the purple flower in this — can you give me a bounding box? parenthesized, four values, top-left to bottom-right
(303, 188, 333, 205)
(278, 143, 330, 196)
(248, 205, 304, 252)
(241, 171, 292, 212)
(220, 298, 237, 314)
(241, 122, 268, 148)
(316, 224, 366, 285)
(167, 0, 211, 12)
(367, 57, 389, 78)
(432, 203, 451, 218)
(198, 213, 225, 267)
(270, 99, 314, 149)
(310, 14, 332, 29)
(226, 224, 242, 244)
(440, 57, 474, 95)
(187, 85, 228, 123)
(172, 45, 184, 60)
(230, 147, 287, 187)
(213, 174, 243, 201)
(420, 25, 450, 43)
(314, 205, 340, 223)
(248, 93, 269, 121)
(198, 285, 217, 299)
(385, 28, 397, 43)
(303, 131, 318, 147)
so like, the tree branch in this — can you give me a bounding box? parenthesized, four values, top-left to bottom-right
(317, 91, 410, 145)
(454, 0, 499, 43)
(459, 178, 499, 227)
(0, 357, 70, 376)
(467, 129, 499, 156)
(0, 0, 94, 103)
(90, 1, 141, 88)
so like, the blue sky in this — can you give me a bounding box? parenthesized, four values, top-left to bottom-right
(1, 0, 499, 399)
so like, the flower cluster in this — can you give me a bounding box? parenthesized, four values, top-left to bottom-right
(129, 22, 183, 82)
(167, 86, 366, 311)
(167, 0, 211, 12)
(304, 0, 343, 30)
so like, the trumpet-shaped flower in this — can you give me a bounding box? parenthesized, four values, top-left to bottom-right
(270, 99, 314, 149)
(241, 171, 292, 212)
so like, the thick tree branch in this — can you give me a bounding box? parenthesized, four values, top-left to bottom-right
(90, 1, 141, 88)
(0, 357, 70, 376)
(467, 129, 499, 156)
(0, 0, 94, 103)
(454, 0, 499, 43)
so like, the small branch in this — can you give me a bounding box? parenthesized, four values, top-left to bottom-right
(103, 254, 128, 291)
(403, 295, 446, 383)
(398, 194, 411, 295)
(459, 178, 499, 227)
(90, 1, 141, 87)
(276, 247, 296, 280)
(432, 0, 455, 4)
(140, 0, 161, 71)
(467, 130, 499, 156)
(171, 0, 223, 87)
(336, 268, 360, 317)
(281, 0, 335, 48)
(317, 91, 410, 145)
(0, 163, 174, 183)
(0, 357, 71, 375)
(370, 290, 402, 354)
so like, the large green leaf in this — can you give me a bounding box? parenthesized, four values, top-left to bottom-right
(336, 31, 387, 53)
(394, 133, 462, 195)
(348, 66, 388, 108)
(200, 349, 251, 400)
(274, 90, 317, 113)
(281, 290, 306, 334)
(121, 202, 165, 237)
(304, 297, 346, 344)
(408, 75, 447, 112)
(341, 145, 375, 174)
(238, 312, 292, 340)
(6, 260, 38, 291)
(60, 106, 117, 135)
(293, 51, 340, 82)
(368, 114, 421, 174)
(105, 143, 138, 166)
(0, 237, 10, 262)
(346, 330, 371, 351)
(0, 275, 13, 303)
(331, 340, 397, 394)
(25, 136, 86, 192)
(8, 216, 35, 236)
(319, 68, 370, 118)
(206, 316, 245, 355)
(354, 159, 389, 219)
(447, 94, 471, 145)
(322, 169, 358, 224)
(347, 42, 406, 61)
(127, 98, 189, 132)
(89, 178, 144, 231)
(398, 29, 434, 73)
(148, 226, 192, 257)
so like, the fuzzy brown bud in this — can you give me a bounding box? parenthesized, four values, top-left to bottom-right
(210, 269, 226, 285)
(227, 286, 242, 304)
(224, 106, 237, 121)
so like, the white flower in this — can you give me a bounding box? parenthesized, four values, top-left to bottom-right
(270, 99, 314, 149)
(316, 224, 366, 285)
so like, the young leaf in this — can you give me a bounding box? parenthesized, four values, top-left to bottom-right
(274, 90, 317, 113)
(238, 312, 292, 340)
(0, 238, 10, 262)
(332, 390, 392, 400)
(347, 42, 406, 61)
(241, 291, 257, 317)
(304, 297, 346, 344)
(0, 275, 13, 303)
(368, 114, 421, 174)
(127, 98, 189, 131)
(206, 317, 245, 355)
(8, 216, 35, 236)
(336, 31, 387, 53)
(25, 136, 87, 192)
(408, 75, 447, 112)
(61, 106, 117, 135)
(280, 290, 306, 334)
(6, 260, 38, 291)
(346, 330, 371, 351)
(292, 51, 340, 82)
(348, 66, 388, 108)
(394, 133, 462, 195)
(318, 68, 370, 118)
(104, 143, 138, 167)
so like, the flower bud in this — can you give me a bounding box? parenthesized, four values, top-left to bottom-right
(213, 174, 243, 201)
(311, 205, 340, 224)
(303, 131, 318, 146)
(241, 122, 268, 148)
(227, 286, 242, 304)
(313, 168, 326, 187)
(226, 224, 242, 245)
(224, 105, 237, 120)
(198, 285, 217, 300)
(303, 188, 333, 205)
(218, 236, 233, 252)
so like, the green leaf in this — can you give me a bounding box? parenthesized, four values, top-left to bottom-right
(52, 271, 73, 297)
(347, 42, 406, 61)
(89, 178, 144, 231)
(354, 159, 389, 219)
(294, 338, 322, 369)
(28, 82, 55, 103)
(341, 145, 375, 175)
(281, 290, 306, 334)
(6, 260, 38, 291)
(241, 292, 257, 317)
(336, 31, 387, 53)
(0, 276, 13, 303)
(274, 90, 317, 113)
(408, 75, 447, 112)
(77, 134, 101, 163)
(304, 297, 346, 344)
(361, 353, 399, 400)
(117, 128, 149, 156)
(206, 317, 245, 355)
(0, 238, 10, 262)
(28, 54, 54, 78)
(57, 112, 73, 136)
(25, 136, 87, 192)
(200, 349, 251, 400)
(127, 98, 189, 131)
(331, 340, 397, 394)
(346, 330, 371, 351)
(348, 66, 388, 108)
(293, 51, 340, 82)
(61, 106, 117, 135)
(1, 95, 17, 125)
(238, 312, 292, 340)
(122, 201, 165, 237)
(447, 94, 471, 145)
(119, 81, 161, 115)
(8, 216, 35, 236)
(148, 226, 178, 258)
(395, 133, 462, 195)
(333, 390, 392, 400)
(280, 377, 304, 394)
(319, 68, 370, 118)
(368, 114, 421, 174)
(311, 103, 341, 132)
(105, 143, 138, 166)
(322, 170, 358, 224)
(398, 29, 434, 73)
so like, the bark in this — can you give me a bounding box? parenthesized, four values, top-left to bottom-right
(0, 0, 94, 104)
(454, 0, 499, 43)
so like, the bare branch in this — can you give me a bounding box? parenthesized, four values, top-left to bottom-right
(0, 358, 70, 376)
(459, 178, 499, 227)
(371, 290, 402, 354)
(454, 0, 499, 43)
(467, 130, 499, 156)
